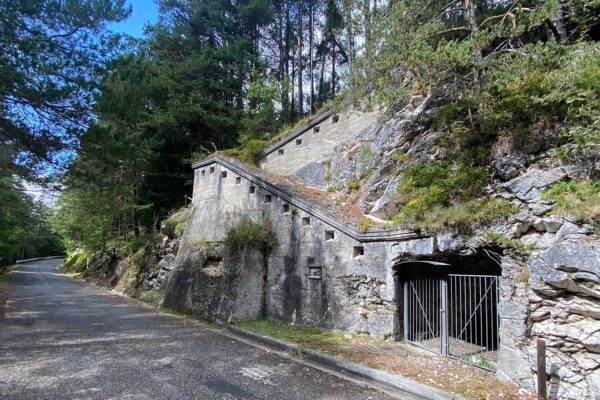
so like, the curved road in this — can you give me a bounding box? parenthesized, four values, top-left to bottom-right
(0, 259, 406, 400)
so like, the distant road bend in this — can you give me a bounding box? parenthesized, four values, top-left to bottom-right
(0, 259, 413, 399)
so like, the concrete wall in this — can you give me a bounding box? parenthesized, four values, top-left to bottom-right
(188, 161, 398, 337)
(258, 110, 379, 181)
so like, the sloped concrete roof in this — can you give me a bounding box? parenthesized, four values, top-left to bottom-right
(192, 155, 420, 243)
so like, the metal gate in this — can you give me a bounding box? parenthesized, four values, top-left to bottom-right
(403, 275, 500, 371)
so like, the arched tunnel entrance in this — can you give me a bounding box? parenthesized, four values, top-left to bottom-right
(394, 252, 502, 371)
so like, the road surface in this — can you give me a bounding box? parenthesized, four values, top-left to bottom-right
(0, 259, 407, 400)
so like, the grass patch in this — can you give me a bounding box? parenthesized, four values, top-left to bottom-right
(393, 198, 516, 233)
(483, 232, 536, 255)
(357, 217, 374, 233)
(235, 319, 371, 349)
(542, 180, 600, 226)
(346, 179, 360, 192)
(163, 206, 191, 238)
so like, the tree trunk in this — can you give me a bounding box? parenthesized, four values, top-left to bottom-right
(465, 0, 482, 86)
(297, 0, 304, 116)
(331, 37, 337, 98)
(309, 0, 314, 113)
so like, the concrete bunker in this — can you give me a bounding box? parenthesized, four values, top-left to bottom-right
(394, 252, 502, 371)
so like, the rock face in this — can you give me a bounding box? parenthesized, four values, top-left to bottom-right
(162, 241, 265, 323)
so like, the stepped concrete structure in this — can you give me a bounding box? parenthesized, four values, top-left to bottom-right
(182, 109, 600, 399)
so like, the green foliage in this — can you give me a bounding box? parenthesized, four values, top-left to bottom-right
(395, 161, 488, 222)
(235, 319, 355, 348)
(0, 0, 129, 179)
(357, 217, 374, 233)
(223, 139, 268, 165)
(0, 176, 64, 264)
(347, 179, 361, 192)
(163, 207, 191, 238)
(404, 199, 516, 233)
(542, 180, 600, 225)
(61, 249, 90, 275)
(483, 232, 536, 255)
(224, 217, 278, 257)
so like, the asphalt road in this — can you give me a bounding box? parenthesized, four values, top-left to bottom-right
(0, 259, 403, 400)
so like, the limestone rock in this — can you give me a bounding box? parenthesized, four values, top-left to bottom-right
(494, 154, 526, 180)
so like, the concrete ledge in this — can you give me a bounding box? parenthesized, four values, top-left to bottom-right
(226, 326, 299, 353)
(16, 256, 65, 264)
(227, 326, 458, 400)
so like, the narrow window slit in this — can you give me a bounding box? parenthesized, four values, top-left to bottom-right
(353, 246, 364, 258)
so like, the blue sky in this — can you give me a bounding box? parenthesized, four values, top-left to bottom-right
(108, 0, 160, 38)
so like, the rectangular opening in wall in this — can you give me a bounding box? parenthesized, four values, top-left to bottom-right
(249, 185, 255, 194)
(200, 170, 205, 176)
(296, 138, 303, 145)
(302, 217, 311, 227)
(235, 177, 241, 185)
(278, 148, 285, 156)
(332, 115, 339, 123)
(210, 166, 215, 174)
(308, 266, 322, 280)
(313, 126, 320, 133)
(264, 194, 272, 203)
(325, 230, 335, 241)
(282, 203, 290, 213)
(353, 246, 364, 258)
(221, 170, 227, 178)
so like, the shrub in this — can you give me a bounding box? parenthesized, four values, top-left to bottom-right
(223, 139, 268, 165)
(224, 216, 278, 257)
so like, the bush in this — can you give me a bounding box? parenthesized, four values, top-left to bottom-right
(223, 139, 269, 165)
(224, 216, 278, 257)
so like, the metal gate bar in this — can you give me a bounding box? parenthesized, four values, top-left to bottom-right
(404, 274, 500, 371)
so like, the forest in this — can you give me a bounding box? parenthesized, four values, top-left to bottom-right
(0, 0, 599, 263)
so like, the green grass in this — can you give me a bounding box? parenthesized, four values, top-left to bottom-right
(235, 319, 355, 348)
(393, 198, 516, 233)
(542, 180, 600, 227)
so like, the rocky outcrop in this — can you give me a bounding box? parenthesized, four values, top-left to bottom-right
(162, 240, 266, 324)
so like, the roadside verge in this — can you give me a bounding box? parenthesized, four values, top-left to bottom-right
(227, 326, 458, 400)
